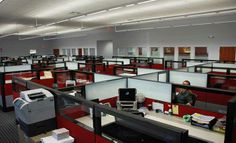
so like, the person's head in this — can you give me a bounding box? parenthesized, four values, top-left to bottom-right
(180, 80, 191, 92)
(182, 80, 191, 86)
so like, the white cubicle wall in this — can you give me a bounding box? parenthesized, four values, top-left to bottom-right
(66, 62, 78, 70)
(186, 62, 207, 67)
(0, 67, 4, 72)
(134, 73, 158, 81)
(85, 78, 126, 100)
(137, 68, 162, 75)
(105, 58, 130, 65)
(169, 71, 207, 87)
(94, 73, 121, 83)
(55, 62, 66, 68)
(1, 64, 31, 72)
(128, 78, 172, 103)
(212, 63, 236, 73)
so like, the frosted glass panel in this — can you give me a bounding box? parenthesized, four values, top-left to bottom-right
(213, 63, 236, 68)
(0, 67, 4, 72)
(137, 68, 162, 75)
(85, 79, 126, 100)
(5, 65, 31, 72)
(66, 62, 78, 70)
(135, 73, 158, 81)
(94, 74, 121, 83)
(186, 62, 205, 67)
(170, 71, 207, 87)
(159, 73, 167, 82)
(55, 63, 65, 68)
(128, 78, 172, 103)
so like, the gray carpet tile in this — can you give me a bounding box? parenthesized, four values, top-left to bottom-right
(0, 110, 18, 143)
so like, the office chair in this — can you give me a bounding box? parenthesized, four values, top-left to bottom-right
(191, 94, 197, 106)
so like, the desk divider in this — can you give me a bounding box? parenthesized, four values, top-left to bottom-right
(186, 62, 207, 67)
(85, 78, 126, 100)
(213, 63, 236, 68)
(169, 71, 207, 87)
(0, 67, 4, 72)
(55, 62, 65, 68)
(134, 72, 158, 81)
(137, 68, 162, 75)
(4, 64, 31, 72)
(94, 73, 121, 83)
(128, 78, 172, 103)
(66, 62, 79, 70)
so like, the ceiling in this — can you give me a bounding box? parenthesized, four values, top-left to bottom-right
(0, 0, 236, 39)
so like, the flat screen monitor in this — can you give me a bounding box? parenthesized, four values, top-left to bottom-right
(119, 88, 136, 101)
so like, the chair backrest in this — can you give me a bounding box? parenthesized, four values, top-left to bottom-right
(191, 94, 197, 106)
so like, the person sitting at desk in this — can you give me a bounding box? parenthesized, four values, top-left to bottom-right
(175, 80, 197, 106)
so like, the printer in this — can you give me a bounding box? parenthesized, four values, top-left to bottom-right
(13, 88, 56, 137)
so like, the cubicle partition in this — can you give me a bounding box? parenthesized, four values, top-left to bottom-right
(169, 71, 208, 87)
(13, 76, 189, 143)
(94, 73, 121, 83)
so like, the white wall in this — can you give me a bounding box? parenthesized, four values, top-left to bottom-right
(0, 37, 51, 57)
(1, 22, 236, 60)
(97, 40, 113, 58)
(50, 22, 236, 60)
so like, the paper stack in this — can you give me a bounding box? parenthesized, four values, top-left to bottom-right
(41, 128, 74, 143)
(191, 113, 217, 129)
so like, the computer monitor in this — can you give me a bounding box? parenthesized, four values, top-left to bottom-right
(119, 88, 136, 101)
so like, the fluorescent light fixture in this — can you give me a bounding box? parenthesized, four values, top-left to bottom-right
(108, 6, 123, 11)
(126, 4, 135, 7)
(34, 0, 92, 18)
(138, 0, 156, 5)
(19, 26, 58, 35)
(87, 10, 107, 16)
(0, 32, 18, 39)
(0, 24, 24, 34)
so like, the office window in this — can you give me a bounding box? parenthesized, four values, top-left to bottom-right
(62, 49, 66, 55)
(150, 47, 160, 57)
(178, 47, 190, 61)
(164, 47, 174, 61)
(128, 47, 135, 56)
(90, 48, 95, 56)
(84, 48, 89, 55)
(72, 48, 76, 56)
(66, 49, 71, 56)
(195, 47, 208, 60)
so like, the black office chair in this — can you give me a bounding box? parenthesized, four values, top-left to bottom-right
(191, 94, 197, 106)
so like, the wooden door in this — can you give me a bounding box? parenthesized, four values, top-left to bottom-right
(220, 47, 236, 62)
(53, 49, 59, 56)
(78, 48, 82, 56)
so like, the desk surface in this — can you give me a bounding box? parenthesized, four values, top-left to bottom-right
(76, 115, 115, 129)
(145, 111, 224, 143)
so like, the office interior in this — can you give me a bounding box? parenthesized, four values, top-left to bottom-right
(0, 0, 236, 143)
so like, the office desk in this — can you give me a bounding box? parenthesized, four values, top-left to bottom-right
(145, 111, 224, 143)
(76, 115, 115, 129)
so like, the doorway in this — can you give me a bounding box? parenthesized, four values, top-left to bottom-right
(219, 47, 236, 61)
(97, 40, 113, 58)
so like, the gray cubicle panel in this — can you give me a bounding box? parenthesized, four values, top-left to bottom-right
(169, 71, 207, 87)
(85, 78, 126, 100)
(94, 73, 121, 83)
(128, 78, 172, 103)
